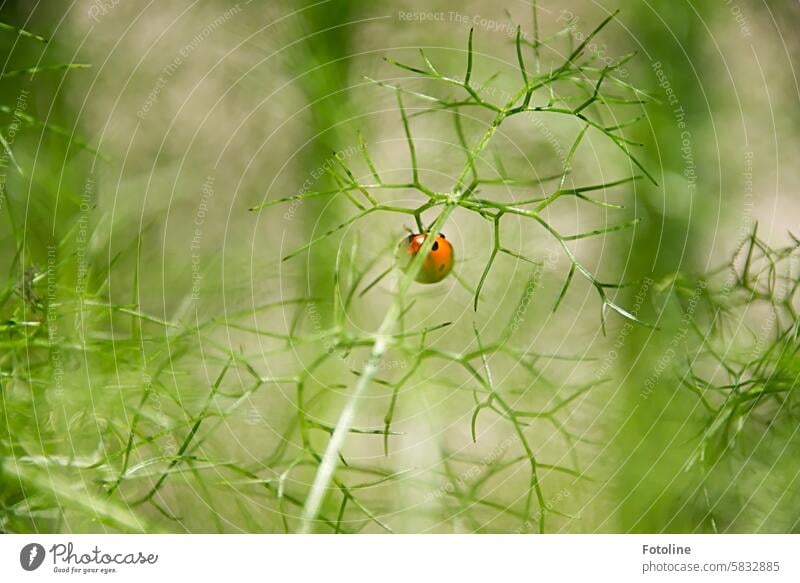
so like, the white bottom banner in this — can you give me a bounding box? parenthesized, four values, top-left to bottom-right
(1, 535, 797, 582)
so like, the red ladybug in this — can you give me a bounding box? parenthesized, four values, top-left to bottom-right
(397, 232, 454, 284)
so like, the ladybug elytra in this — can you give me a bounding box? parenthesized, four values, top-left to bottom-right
(397, 232, 454, 284)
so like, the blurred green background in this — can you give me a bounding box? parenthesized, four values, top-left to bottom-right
(1, 0, 799, 533)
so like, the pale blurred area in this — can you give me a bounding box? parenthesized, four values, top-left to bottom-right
(2, 0, 798, 532)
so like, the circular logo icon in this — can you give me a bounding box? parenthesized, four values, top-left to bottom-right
(19, 543, 46, 571)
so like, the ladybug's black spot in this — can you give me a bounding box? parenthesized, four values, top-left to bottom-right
(432, 241, 439, 251)
(439, 265, 445, 272)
